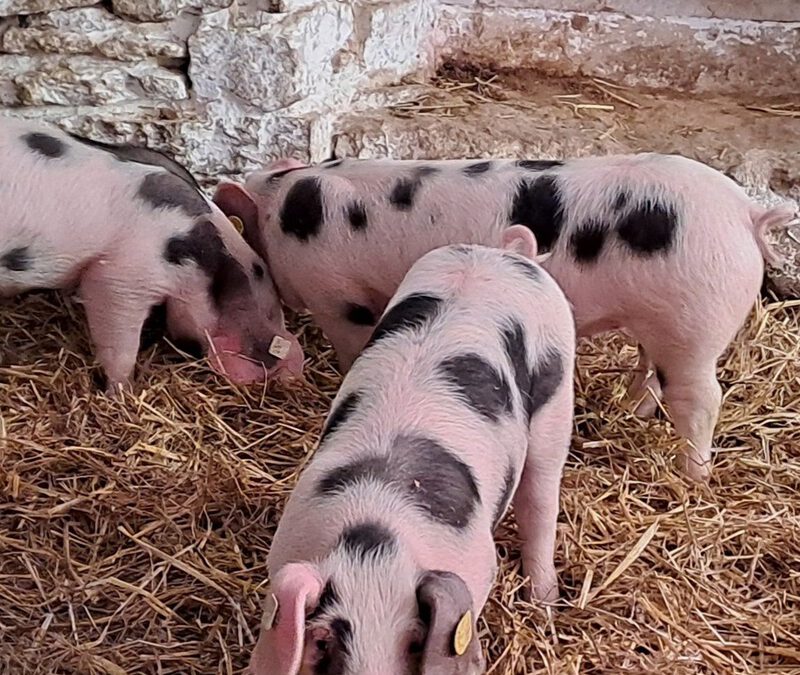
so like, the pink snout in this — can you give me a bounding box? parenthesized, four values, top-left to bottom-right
(208, 333, 304, 385)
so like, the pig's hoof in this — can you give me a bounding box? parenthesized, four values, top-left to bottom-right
(522, 568, 559, 604)
(631, 395, 659, 420)
(676, 452, 713, 482)
(103, 380, 130, 400)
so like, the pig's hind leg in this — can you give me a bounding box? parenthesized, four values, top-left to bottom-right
(647, 347, 721, 481)
(80, 265, 159, 393)
(513, 373, 574, 603)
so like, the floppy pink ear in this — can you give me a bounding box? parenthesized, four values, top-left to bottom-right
(501, 225, 537, 259)
(213, 182, 261, 251)
(247, 563, 324, 675)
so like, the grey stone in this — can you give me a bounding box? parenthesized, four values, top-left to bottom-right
(1, 8, 189, 61)
(7, 56, 187, 106)
(189, 20, 301, 112)
(110, 0, 230, 22)
(0, 0, 95, 16)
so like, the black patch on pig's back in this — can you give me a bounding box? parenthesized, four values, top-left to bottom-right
(366, 293, 442, 349)
(347, 201, 368, 231)
(463, 161, 492, 175)
(338, 522, 396, 561)
(1, 246, 31, 271)
(504, 254, 541, 282)
(280, 177, 324, 240)
(509, 175, 564, 253)
(321, 390, 361, 442)
(616, 199, 679, 255)
(138, 172, 211, 218)
(439, 353, 513, 422)
(570, 219, 608, 263)
(316, 436, 480, 529)
(516, 159, 563, 171)
(23, 132, 66, 159)
(502, 320, 564, 421)
(388, 166, 438, 211)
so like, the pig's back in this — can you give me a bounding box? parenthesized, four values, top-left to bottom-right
(0, 117, 168, 293)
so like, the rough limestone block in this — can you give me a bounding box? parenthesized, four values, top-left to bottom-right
(110, 0, 230, 22)
(7, 56, 187, 106)
(1, 7, 189, 60)
(0, 0, 95, 16)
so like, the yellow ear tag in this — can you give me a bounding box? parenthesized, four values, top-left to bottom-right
(229, 215, 244, 234)
(261, 592, 279, 631)
(453, 610, 472, 656)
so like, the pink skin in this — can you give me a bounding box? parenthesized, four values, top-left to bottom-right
(220, 154, 795, 479)
(0, 117, 302, 391)
(248, 229, 576, 674)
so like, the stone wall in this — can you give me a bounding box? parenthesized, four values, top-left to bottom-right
(0, 0, 797, 180)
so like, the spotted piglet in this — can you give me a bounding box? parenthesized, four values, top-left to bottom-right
(248, 226, 575, 675)
(216, 154, 796, 479)
(0, 117, 303, 390)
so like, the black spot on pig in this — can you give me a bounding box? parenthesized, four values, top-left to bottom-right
(1, 246, 31, 271)
(505, 254, 540, 282)
(656, 367, 667, 388)
(439, 353, 513, 422)
(388, 166, 438, 211)
(23, 132, 66, 159)
(138, 172, 211, 218)
(570, 219, 608, 263)
(68, 133, 200, 189)
(366, 293, 442, 349)
(347, 201, 368, 231)
(312, 580, 339, 618)
(516, 159, 563, 171)
(321, 391, 361, 441)
(502, 320, 564, 421)
(339, 522, 396, 561)
(510, 175, 564, 253)
(249, 341, 279, 370)
(164, 219, 248, 309)
(280, 177, 324, 240)
(493, 464, 517, 529)
(463, 161, 492, 175)
(617, 199, 678, 255)
(317, 436, 480, 529)
(613, 191, 629, 211)
(252, 262, 265, 279)
(345, 303, 376, 326)
(313, 617, 353, 675)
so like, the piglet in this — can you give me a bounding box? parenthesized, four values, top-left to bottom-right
(0, 117, 303, 391)
(248, 226, 576, 675)
(216, 154, 796, 479)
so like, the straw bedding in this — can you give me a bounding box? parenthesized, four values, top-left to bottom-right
(2, 284, 798, 674)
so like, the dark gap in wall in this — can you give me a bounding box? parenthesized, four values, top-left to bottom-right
(98, 0, 115, 14)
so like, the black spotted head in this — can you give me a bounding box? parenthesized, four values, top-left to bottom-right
(164, 195, 303, 384)
(248, 536, 483, 675)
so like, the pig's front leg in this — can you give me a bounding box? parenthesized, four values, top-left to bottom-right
(627, 345, 663, 419)
(514, 379, 573, 603)
(313, 311, 374, 374)
(80, 265, 157, 393)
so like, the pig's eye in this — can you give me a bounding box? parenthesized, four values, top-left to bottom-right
(252, 263, 265, 280)
(316, 639, 328, 653)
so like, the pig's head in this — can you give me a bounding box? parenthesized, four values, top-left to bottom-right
(248, 539, 485, 675)
(212, 158, 308, 259)
(165, 198, 304, 384)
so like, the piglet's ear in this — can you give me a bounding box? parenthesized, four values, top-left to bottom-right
(247, 563, 324, 675)
(417, 571, 484, 675)
(501, 224, 537, 260)
(213, 182, 261, 251)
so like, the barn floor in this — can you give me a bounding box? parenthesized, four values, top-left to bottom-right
(1, 72, 800, 675)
